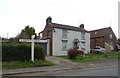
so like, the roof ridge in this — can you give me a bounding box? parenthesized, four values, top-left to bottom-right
(52, 23, 79, 28)
(89, 27, 111, 32)
(51, 23, 89, 32)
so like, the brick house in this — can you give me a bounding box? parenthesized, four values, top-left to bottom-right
(89, 27, 117, 52)
(38, 16, 90, 56)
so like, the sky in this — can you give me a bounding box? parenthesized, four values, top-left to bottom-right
(0, 0, 119, 39)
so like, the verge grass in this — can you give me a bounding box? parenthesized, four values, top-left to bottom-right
(2, 60, 55, 70)
(57, 52, 119, 63)
(0, 62, 2, 70)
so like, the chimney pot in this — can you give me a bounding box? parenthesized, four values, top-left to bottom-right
(46, 16, 52, 25)
(79, 24, 84, 28)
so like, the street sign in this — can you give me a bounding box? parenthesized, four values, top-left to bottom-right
(19, 39, 32, 42)
(19, 35, 47, 62)
(19, 39, 47, 43)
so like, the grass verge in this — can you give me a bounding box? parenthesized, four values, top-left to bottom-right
(0, 62, 2, 70)
(2, 60, 55, 70)
(57, 52, 120, 63)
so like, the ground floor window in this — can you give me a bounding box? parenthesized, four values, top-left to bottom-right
(81, 41, 86, 51)
(81, 41, 85, 47)
(62, 40, 67, 51)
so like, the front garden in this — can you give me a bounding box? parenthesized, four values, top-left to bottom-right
(57, 49, 120, 63)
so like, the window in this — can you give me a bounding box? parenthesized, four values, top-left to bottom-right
(62, 29, 67, 38)
(81, 32, 85, 40)
(81, 41, 85, 47)
(81, 41, 86, 51)
(62, 40, 67, 50)
(95, 32, 97, 34)
(110, 34, 112, 39)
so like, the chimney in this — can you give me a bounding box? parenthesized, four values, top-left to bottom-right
(79, 24, 84, 29)
(46, 16, 52, 25)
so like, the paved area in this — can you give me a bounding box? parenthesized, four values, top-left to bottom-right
(1, 56, 118, 76)
(46, 56, 76, 64)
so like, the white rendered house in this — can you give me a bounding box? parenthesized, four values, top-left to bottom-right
(39, 17, 90, 56)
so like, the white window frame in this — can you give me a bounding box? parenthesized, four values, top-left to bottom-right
(62, 29, 67, 38)
(81, 32, 85, 40)
(81, 41, 85, 48)
(62, 40, 67, 51)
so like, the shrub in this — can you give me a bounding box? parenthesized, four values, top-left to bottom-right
(67, 49, 79, 59)
(93, 50, 103, 54)
(34, 45, 45, 60)
(2, 43, 45, 62)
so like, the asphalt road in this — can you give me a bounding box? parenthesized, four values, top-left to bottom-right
(12, 65, 118, 76)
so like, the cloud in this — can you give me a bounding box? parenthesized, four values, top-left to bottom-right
(0, 0, 119, 38)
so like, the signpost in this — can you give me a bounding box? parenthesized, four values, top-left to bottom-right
(31, 35, 35, 62)
(19, 35, 47, 62)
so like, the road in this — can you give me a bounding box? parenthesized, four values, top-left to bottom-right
(11, 65, 118, 76)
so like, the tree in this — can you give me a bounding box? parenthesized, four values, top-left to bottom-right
(8, 25, 37, 43)
(18, 25, 37, 39)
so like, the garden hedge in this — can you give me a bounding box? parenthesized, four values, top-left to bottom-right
(2, 43, 45, 62)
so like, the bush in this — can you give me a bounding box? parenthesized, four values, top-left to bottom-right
(67, 49, 79, 59)
(2, 43, 45, 62)
(93, 50, 103, 54)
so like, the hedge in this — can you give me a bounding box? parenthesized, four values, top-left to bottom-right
(2, 43, 45, 62)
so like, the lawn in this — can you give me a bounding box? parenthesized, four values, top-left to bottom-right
(2, 60, 55, 70)
(85, 52, 119, 58)
(57, 56, 105, 62)
(57, 52, 120, 63)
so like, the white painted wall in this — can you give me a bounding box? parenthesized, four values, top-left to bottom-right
(52, 28, 90, 56)
(84, 33, 90, 54)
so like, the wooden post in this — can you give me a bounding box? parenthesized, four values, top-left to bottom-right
(31, 35, 35, 62)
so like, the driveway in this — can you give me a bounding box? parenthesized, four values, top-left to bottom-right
(46, 56, 76, 64)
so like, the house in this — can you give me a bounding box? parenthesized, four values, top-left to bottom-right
(117, 38, 120, 51)
(89, 27, 117, 52)
(38, 16, 90, 56)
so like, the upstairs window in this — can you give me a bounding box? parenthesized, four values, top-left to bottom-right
(81, 32, 85, 40)
(62, 29, 67, 38)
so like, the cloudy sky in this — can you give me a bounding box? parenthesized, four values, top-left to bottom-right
(0, 0, 119, 38)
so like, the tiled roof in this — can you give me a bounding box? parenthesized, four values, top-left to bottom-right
(89, 27, 111, 38)
(49, 23, 89, 32)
